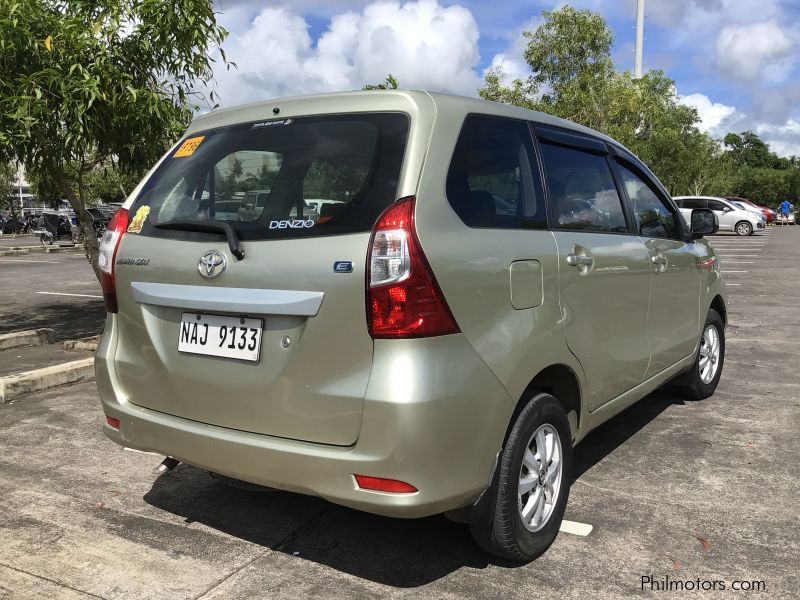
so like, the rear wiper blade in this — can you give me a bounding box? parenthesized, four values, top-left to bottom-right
(154, 220, 245, 260)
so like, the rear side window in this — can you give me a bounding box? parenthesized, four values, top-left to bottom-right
(540, 143, 628, 233)
(129, 114, 409, 240)
(617, 163, 677, 239)
(683, 198, 707, 210)
(446, 116, 546, 229)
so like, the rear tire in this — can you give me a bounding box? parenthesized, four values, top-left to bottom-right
(673, 308, 725, 400)
(735, 221, 753, 236)
(470, 393, 572, 562)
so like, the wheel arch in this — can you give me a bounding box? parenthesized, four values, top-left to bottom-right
(446, 363, 582, 526)
(508, 364, 583, 445)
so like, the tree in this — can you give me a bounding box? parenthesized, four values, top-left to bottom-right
(84, 161, 146, 204)
(724, 131, 778, 169)
(0, 162, 15, 216)
(479, 6, 722, 197)
(0, 0, 229, 274)
(363, 74, 399, 90)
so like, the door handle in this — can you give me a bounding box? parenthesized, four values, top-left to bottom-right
(566, 254, 594, 267)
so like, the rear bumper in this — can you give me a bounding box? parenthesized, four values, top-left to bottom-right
(95, 316, 513, 518)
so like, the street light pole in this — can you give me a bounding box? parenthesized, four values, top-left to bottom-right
(634, 0, 645, 78)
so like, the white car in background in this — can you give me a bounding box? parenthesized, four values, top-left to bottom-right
(673, 196, 765, 236)
(728, 199, 767, 218)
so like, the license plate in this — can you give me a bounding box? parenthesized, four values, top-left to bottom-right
(178, 313, 262, 362)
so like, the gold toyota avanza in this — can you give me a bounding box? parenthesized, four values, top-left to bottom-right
(96, 91, 726, 561)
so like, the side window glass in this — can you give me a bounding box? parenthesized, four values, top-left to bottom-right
(617, 163, 677, 239)
(446, 116, 546, 229)
(708, 200, 728, 212)
(540, 143, 628, 233)
(683, 198, 706, 210)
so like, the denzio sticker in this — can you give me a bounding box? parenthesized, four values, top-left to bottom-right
(269, 219, 315, 229)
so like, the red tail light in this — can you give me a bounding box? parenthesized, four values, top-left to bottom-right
(98, 208, 129, 313)
(354, 474, 417, 493)
(105, 416, 120, 429)
(366, 196, 459, 338)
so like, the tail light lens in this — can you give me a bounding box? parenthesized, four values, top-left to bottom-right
(367, 196, 459, 338)
(98, 208, 129, 313)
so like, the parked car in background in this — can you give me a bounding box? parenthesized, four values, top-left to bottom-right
(724, 196, 775, 223)
(96, 90, 728, 563)
(728, 199, 767, 219)
(674, 196, 765, 235)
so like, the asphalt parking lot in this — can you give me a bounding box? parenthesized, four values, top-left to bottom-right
(0, 228, 798, 599)
(0, 242, 105, 341)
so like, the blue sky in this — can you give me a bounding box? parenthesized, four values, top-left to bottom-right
(211, 0, 800, 156)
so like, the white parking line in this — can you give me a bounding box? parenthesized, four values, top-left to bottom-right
(0, 258, 61, 263)
(720, 260, 755, 263)
(721, 270, 749, 273)
(715, 254, 759, 257)
(559, 520, 593, 536)
(35, 291, 103, 298)
(725, 283, 741, 286)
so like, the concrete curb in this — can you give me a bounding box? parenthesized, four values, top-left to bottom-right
(0, 245, 80, 257)
(0, 328, 55, 351)
(0, 358, 95, 404)
(63, 336, 100, 352)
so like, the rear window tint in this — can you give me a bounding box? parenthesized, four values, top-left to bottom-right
(446, 115, 546, 229)
(129, 114, 409, 240)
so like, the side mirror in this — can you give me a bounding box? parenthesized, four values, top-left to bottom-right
(690, 208, 718, 239)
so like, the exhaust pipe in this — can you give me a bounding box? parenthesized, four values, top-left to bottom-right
(154, 457, 180, 474)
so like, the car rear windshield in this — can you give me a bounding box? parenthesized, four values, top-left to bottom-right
(128, 113, 409, 241)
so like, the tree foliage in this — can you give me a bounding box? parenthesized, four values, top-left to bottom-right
(480, 6, 798, 207)
(363, 74, 399, 90)
(0, 162, 15, 215)
(0, 0, 228, 270)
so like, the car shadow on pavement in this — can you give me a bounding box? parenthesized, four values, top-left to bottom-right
(572, 388, 686, 479)
(143, 387, 687, 588)
(0, 300, 106, 341)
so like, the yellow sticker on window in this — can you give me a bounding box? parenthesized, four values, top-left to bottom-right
(127, 205, 150, 233)
(173, 136, 205, 157)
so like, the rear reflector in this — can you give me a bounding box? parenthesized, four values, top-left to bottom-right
(105, 416, 120, 429)
(354, 474, 417, 493)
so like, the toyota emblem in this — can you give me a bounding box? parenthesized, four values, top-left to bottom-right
(198, 250, 227, 279)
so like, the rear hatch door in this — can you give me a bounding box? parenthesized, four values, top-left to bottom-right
(111, 113, 409, 446)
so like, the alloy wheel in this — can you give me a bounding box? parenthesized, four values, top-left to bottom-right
(518, 423, 563, 532)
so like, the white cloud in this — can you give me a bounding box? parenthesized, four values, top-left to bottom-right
(210, 0, 482, 106)
(755, 120, 800, 157)
(715, 20, 793, 81)
(679, 93, 738, 136)
(483, 16, 540, 85)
